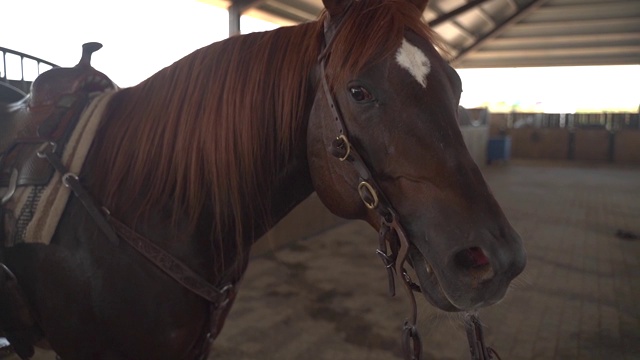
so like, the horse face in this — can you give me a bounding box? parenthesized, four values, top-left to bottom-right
(307, 31, 525, 311)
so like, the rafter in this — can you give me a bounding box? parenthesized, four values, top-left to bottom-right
(483, 32, 640, 50)
(428, 0, 493, 27)
(429, 3, 477, 42)
(452, 0, 549, 64)
(468, 45, 640, 59)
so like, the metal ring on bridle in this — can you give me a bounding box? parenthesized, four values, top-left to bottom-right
(62, 173, 79, 188)
(402, 322, 422, 360)
(358, 181, 379, 209)
(336, 134, 351, 161)
(218, 283, 234, 306)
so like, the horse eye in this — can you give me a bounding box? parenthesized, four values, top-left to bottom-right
(349, 86, 373, 102)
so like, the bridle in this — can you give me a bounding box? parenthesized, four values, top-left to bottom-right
(318, 38, 424, 360)
(317, 10, 500, 360)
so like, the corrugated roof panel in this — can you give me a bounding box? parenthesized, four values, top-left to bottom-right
(250, 0, 640, 68)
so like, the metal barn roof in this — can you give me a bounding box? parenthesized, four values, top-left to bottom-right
(234, 0, 640, 68)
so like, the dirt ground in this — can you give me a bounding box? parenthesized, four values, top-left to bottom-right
(8, 160, 640, 359)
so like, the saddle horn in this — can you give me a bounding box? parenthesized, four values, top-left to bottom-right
(77, 42, 103, 67)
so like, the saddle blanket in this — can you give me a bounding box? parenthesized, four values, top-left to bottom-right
(2, 91, 115, 246)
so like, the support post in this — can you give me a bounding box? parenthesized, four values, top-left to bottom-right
(228, 3, 242, 37)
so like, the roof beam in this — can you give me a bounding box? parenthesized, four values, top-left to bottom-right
(429, 4, 477, 42)
(468, 45, 640, 59)
(231, 0, 265, 13)
(505, 18, 640, 37)
(476, 7, 496, 26)
(452, 0, 549, 64)
(526, 2, 640, 22)
(483, 32, 640, 50)
(256, 1, 320, 22)
(428, 0, 493, 27)
(456, 54, 640, 68)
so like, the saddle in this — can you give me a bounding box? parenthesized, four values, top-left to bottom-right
(0, 43, 116, 359)
(0, 42, 116, 201)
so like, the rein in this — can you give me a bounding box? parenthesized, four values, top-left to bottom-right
(318, 12, 498, 360)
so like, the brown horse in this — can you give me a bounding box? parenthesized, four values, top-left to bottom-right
(0, 0, 525, 358)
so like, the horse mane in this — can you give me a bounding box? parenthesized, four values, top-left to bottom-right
(87, 0, 435, 274)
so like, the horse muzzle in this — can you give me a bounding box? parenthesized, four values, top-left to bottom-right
(409, 226, 526, 312)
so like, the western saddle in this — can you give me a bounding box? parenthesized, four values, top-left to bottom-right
(0, 42, 116, 359)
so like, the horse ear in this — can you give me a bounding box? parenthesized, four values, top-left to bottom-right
(406, 0, 429, 13)
(322, 0, 352, 18)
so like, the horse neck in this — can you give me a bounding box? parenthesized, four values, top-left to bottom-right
(248, 146, 315, 243)
(88, 24, 322, 277)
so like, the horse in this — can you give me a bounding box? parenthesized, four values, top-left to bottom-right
(0, 0, 526, 358)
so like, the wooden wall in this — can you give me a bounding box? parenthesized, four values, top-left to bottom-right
(491, 112, 640, 165)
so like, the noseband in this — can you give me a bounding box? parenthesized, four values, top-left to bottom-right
(318, 12, 499, 360)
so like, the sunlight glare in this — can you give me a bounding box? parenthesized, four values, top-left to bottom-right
(1, 0, 638, 113)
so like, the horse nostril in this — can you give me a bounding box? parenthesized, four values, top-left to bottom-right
(453, 247, 494, 284)
(454, 247, 488, 267)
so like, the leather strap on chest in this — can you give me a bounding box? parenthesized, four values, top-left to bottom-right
(37, 146, 236, 359)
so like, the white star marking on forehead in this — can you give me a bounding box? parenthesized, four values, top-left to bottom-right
(395, 38, 431, 88)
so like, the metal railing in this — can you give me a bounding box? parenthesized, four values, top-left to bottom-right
(1, 46, 59, 96)
(1, 46, 58, 83)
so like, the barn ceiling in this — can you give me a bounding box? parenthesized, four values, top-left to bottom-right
(237, 0, 640, 68)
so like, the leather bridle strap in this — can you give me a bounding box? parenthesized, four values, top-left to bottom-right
(318, 19, 423, 356)
(465, 313, 502, 360)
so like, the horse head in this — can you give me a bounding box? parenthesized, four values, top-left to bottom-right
(307, 0, 526, 312)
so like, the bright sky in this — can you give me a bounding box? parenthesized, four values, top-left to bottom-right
(457, 65, 640, 113)
(2, 0, 638, 113)
(1, 0, 278, 86)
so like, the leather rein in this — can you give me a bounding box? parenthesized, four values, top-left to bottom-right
(318, 12, 499, 360)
